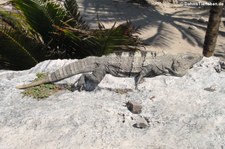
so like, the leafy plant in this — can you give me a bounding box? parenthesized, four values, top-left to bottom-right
(0, 6, 42, 69)
(22, 73, 62, 99)
(0, 0, 141, 70)
(22, 83, 60, 99)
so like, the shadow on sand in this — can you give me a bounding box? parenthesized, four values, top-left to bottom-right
(79, 0, 225, 50)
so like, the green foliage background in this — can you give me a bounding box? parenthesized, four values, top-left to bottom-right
(0, 0, 141, 70)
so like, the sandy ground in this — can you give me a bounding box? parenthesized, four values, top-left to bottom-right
(76, 0, 225, 56)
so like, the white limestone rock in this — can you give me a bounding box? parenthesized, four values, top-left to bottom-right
(0, 56, 225, 149)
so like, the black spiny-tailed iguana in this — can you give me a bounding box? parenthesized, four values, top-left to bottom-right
(16, 51, 203, 91)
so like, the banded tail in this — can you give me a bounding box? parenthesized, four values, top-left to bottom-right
(16, 57, 100, 89)
(16, 77, 50, 89)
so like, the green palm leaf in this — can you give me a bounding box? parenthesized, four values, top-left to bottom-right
(12, 0, 59, 42)
(93, 21, 141, 54)
(64, 0, 88, 29)
(0, 0, 143, 70)
(0, 23, 39, 69)
(11, 0, 91, 58)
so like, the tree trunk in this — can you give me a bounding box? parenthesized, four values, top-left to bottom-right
(203, 0, 224, 57)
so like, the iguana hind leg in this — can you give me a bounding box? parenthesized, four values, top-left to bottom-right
(135, 70, 146, 90)
(75, 65, 107, 91)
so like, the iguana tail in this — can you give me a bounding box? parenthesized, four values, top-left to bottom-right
(16, 56, 100, 89)
(16, 77, 50, 89)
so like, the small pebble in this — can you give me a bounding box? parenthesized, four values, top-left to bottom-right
(133, 116, 149, 129)
(126, 100, 142, 114)
(204, 85, 217, 92)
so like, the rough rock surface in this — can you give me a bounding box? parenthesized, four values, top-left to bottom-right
(0, 57, 225, 149)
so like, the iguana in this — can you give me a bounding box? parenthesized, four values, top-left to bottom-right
(16, 51, 203, 91)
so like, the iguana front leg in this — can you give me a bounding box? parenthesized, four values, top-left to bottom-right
(135, 64, 166, 89)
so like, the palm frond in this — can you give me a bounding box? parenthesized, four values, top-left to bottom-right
(64, 0, 88, 29)
(11, 0, 91, 58)
(0, 8, 22, 31)
(0, 7, 41, 41)
(52, 24, 100, 58)
(53, 21, 141, 57)
(1, 0, 143, 70)
(93, 21, 141, 54)
(0, 23, 40, 69)
(12, 0, 60, 42)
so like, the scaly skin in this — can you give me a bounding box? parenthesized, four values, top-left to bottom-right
(16, 51, 203, 91)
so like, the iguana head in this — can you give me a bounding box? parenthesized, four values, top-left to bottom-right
(181, 53, 203, 69)
(171, 53, 203, 77)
